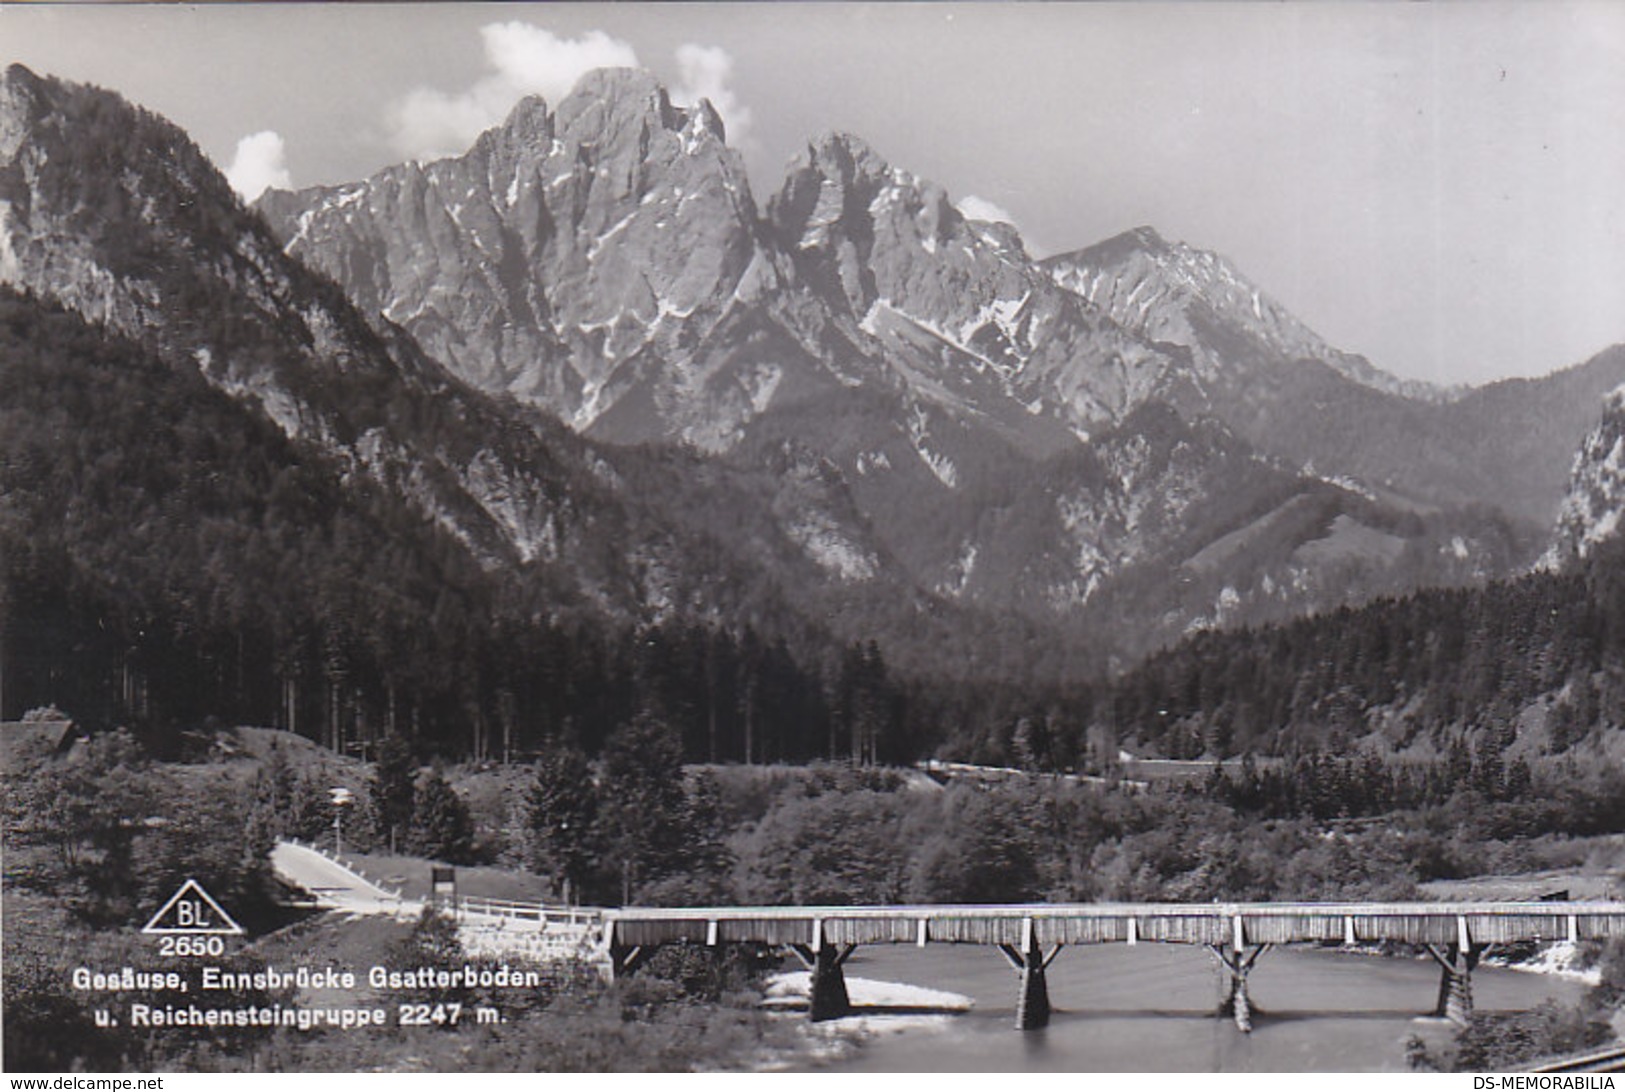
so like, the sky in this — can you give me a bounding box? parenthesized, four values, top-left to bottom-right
(3, 2, 1623, 388)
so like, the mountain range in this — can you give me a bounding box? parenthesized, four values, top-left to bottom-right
(253, 68, 1625, 647)
(4, 61, 1625, 722)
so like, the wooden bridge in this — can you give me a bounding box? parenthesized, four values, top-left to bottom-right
(603, 901, 1625, 1032)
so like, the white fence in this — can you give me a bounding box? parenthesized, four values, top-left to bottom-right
(279, 839, 601, 933)
(455, 894, 600, 929)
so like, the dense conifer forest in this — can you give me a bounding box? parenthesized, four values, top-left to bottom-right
(1092, 539, 1625, 761)
(0, 290, 931, 764)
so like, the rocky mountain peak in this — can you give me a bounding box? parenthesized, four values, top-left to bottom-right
(493, 93, 554, 146)
(556, 67, 668, 122)
(478, 72, 726, 169)
(0, 62, 48, 108)
(2, 62, 39, 87)
(0, 64, 46, 160)
(0, 65, 289, 353)
(1090, 225, 1171, 260)
(1048, 228, 1276, 325)
(1128, 224, 1170, 248)
(777, 130, 1044, 273)
(804, 131, 892, 180)
(1547, 376, 1625, 565)
(234, 60, 1606, 647)
(1, 63, 45, 113)
(256, 66, 774, 443)
(768, 132, 886, 265)
(691, 98, 727, 141)
(552, 67, 717, 152)
(769, 129, 1039, 323)
(1043, 226, 1451, 404)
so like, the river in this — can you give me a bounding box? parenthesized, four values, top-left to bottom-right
(797, 942, 1590, 1072)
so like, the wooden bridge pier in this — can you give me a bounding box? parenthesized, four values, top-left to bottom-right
(1427, 942, 1487, 1026)
(997, 918, 1064, 1030)
(1209, 943, 1271, 1032)
(789, 927, 856, 1022)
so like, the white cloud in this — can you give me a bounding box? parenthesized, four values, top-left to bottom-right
(671, 43, 752, 144)
(224, 131, 291, 200)
(957, 195, 1017, 226)
(387, 24, 640, 160)
(386, 25, 755, 161)
(482, 23, 640, 104)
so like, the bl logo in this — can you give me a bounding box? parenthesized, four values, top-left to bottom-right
(141, 878, 245, 936)
(176, 900, 211, 927)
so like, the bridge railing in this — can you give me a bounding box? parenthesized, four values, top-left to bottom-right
(605, 899, 1625, 919)
(456, 894, 600, 929)
(601, 900, 1625, 949)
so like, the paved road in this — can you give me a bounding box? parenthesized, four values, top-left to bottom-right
(271, 841, 422, 918)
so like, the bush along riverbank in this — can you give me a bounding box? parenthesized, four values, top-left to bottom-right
(1408, 940, 1625, 1071)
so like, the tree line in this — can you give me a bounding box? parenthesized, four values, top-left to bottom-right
(1093, 539, 1625, 760)
(926, 535, 1625, 767)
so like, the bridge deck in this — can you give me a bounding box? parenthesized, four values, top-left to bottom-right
(604, 901, 1625, 949)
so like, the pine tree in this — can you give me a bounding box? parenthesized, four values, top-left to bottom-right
(411, 768, 473, 863)
(596, 714, 689, 905)
(369, 734, 417, 854)
(526, 746, 597, 902)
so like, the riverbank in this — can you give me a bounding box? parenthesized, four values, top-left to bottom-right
(1490, 941, 1603, 985)
(762, 970, 975, 1013)
(750, 970, 974, 1070)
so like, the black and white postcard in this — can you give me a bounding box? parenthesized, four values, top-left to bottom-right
(3, 1, 1624, 1077)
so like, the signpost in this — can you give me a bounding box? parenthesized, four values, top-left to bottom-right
(431, 866, 456, 913)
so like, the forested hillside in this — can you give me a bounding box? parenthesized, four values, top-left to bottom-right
(0, 291, 925, 763)
(1086, 543, 1625, 762)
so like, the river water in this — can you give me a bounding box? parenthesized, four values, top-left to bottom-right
(800, 942, 1589, 1072)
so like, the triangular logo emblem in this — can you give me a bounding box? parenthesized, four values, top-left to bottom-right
(141, 878, 245, 935)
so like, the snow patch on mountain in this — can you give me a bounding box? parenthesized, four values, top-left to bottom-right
(936, 541, 978, 598)
(0, 201, 19, 282)
(905, 405, 959, 489)
(745, 362, 783, 414)
(916, 446, 958, 489)
(854, 450, 892, 476)
(788, 512, 877, 582)
(798, 176, 847, 250)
